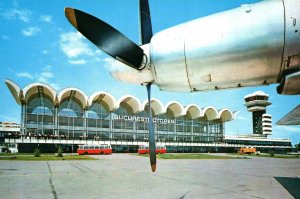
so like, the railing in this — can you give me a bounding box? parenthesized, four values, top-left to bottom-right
(4, 135, 292, 149)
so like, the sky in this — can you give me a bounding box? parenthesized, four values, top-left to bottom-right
(0, 0, 299, 145)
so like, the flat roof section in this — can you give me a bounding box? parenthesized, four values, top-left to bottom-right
(276, 104, 300, 125)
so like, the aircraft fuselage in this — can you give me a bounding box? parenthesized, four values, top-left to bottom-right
(111, 0, 300, 93)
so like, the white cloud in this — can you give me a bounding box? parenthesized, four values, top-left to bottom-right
(40, 15, 52, 23)
(15, 66, 60, 90)
(36, 66, 60, 90)
(1, 8, 31, 22)
(49, 83, 60, 91)
(22, 27, 41, 36)
(68, 59, 87, 65)
(2, 35, 10, 40)
(59, 32, 94, 58)
(38, 71, 53, 82)
(42, 50, 48, 54)
(16, 72, 34, 79)
(37, 65, 53, 82)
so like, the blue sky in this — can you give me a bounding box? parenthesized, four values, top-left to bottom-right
(0, 0, 299, 145)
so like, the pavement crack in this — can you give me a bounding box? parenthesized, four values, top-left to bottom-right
(47, 161, 58, 199)
(178, 191, 189, 199)
(70, 163, 87, 173)
(155, 174, 264, 199)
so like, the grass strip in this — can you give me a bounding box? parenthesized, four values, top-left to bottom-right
(229, 153, 300, 159)
(136, 153, 247, 159)
(0, 154, 96, 161)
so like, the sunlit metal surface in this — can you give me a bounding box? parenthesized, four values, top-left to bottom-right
(151, 0, 288, 92)
(276, 104, 300, 125)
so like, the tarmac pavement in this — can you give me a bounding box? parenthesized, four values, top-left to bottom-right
(0, 153, 299, 199)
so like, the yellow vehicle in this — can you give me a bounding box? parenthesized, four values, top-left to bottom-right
(239, 147, 256, 154)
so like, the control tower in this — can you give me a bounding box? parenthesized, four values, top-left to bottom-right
(244, 91, 272, 136)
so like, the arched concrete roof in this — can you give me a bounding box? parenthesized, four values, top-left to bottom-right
(58, 88, 88, 110)
(142, 98, 163, 116)
(202, 106, 218, 121)
(164, 101, 184, 118)
(23, 82, 56, 104)
(4, 80, 237, 124)
(218, 109, 234, 122)
(88, 91, 117, 112)
(5, 79, 23, 104)
(117, 95, 142, 115)
(183, 104, 201, 119)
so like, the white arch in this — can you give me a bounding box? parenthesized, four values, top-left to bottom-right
(202, 106, 218, 121)
(58, 88, 88, 109)
(117, 95, 142, 115)
(163, 101, 184, 118)
(142, 98, 163, 116)
(23, 82, 57, 104)
(88, 91, 117, 112)
(5, 79, 23, 105)
(218, 109, 234, 122)
(183, 104, 202, 119)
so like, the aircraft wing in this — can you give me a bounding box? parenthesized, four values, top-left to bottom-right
(276, 105, 300, 125)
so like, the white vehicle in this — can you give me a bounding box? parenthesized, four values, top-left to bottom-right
(0, 144, 18, 153)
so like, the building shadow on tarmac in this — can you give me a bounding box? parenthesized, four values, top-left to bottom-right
(275, 177, 300, 199)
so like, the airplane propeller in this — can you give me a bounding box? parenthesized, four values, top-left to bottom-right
(146, 83, 156, 172)
(65, 0, 157, 172)
(64, 8, 144, 70)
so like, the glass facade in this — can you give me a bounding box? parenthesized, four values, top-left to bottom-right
(23, 95, 224, 144)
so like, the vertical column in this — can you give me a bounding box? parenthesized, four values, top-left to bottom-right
(21, 103, 26, 136)
(191, 119, 194, 142)
(133, 117, 136, 141)
(83, 109, 87, 137)
(109, 113, 113, 140)
(54, 106, 59, 136)
(221, 123, 225, 142)
(207, 121, 210, 143)
(174, 118, 177, 142)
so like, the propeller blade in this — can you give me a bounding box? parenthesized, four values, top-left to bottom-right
(65, 7, 144, 70)
(146, 83, 156, 172)
(139, 0, 153, 45)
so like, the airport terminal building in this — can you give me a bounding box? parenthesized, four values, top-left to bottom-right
(3, 79, 292, 153)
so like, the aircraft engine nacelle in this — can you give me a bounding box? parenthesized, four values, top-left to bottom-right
(109, 44, 154, 85)
(149, 0, 300, 93)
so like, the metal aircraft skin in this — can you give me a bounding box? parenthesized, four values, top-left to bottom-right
(66, 0, 300, 95)
(112, 0, 300, 95)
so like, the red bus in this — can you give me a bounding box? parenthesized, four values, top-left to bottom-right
(138, 145, 167, 154)
(77, 144, 112, 155)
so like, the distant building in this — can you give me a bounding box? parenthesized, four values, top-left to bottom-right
(0, 122, 20, 143)
(4, 79, 292, 153)
(244, 91, 272, 135)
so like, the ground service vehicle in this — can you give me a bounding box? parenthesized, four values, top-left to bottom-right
(239, 147, 256, 154)
(77, 144, 112, 155)
(0, 144, 18, 154)
(138, 145, 167, 154)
